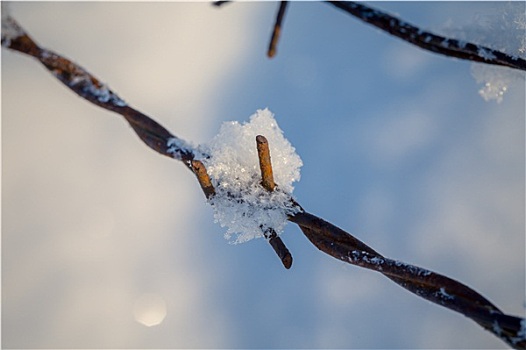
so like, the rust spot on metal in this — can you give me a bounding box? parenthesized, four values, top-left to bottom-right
(191, 160, 216, 199)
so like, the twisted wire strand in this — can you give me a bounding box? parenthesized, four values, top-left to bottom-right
(290, 212, 525, 348)
(2, 22, 197, 168)
(3, 13, 524, 349)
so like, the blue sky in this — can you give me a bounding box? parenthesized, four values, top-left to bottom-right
(2, 2, 525, 348)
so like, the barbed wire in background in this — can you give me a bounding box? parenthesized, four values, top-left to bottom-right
(215, 1, 526, 71)
(2, 7, 525, 349)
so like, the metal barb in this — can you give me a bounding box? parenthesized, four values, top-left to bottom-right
(256, 135, 293, 269)
(268, 1, 289, 58)
(191, 160, 216, 199)
(256, 135, 276, 191)
(212, 1, 230, 7)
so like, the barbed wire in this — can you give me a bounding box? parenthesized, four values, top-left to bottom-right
(2, 8, 525, 350)
(215, 1, 526, 71)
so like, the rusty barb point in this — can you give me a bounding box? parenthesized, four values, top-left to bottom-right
(191, 160, 216, 199)
(256, 135, 276, 191)
(190, 136, 293, 269)
(256, 135, 293, 269)
(267, 1, 289, 58)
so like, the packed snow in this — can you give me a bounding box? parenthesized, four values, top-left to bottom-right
(200, 108, 302, 244)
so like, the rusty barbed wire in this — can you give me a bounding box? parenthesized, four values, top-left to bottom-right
(3, 10, 525, 350)
(214, 1, 526, 71)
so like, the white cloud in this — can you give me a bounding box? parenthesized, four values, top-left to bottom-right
(368, 108, 438, 167)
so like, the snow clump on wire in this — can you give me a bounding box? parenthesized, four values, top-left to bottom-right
(442, 2, 525, 102)
(201, 108, 302, 244)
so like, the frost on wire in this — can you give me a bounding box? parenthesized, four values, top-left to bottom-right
(201, 109, 302, 244)
(1, 3, 25, 47)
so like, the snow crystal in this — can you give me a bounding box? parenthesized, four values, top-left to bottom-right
(492, 320, 503, 336)
(511, 319, 526, 344)
(369, 256, 384, 265)
(519, 319, 526, 338)
(477, 47, 497, 61)
(470, 63, 524, 103)
(202, 108, 302, 244)
(166, 137, 199, 160)
(457, 39, 468, 49)
(394, 259, 432, 277)
(351, 250, 385, 268)
(79, 78, 127, 107)
(438, 287, 454, 300)
(1, 3, 25, 47)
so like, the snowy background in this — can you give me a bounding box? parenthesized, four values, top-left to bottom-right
(2, 2, 525, 348)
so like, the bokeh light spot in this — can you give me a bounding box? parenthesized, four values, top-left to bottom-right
(133, 293, 167, 327)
